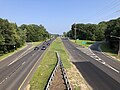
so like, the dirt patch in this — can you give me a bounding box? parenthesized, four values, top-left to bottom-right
(49, 66, 66, 90)
(24, 84, 30, 90)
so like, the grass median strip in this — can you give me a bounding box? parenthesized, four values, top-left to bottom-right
(30, 38, 71, 90)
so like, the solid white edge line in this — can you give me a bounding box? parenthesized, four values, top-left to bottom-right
(80, 48, 120, 74)
(105, 64, 119, 73)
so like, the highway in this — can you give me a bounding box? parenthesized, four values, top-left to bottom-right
(0, 39, 54, 90)
(62, 38, 120, 90)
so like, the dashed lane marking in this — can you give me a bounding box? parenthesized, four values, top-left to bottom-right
(8, 60, 17, 66)
(7, 47, 32, 66)
(22, 62, 26, 65)
(0, 79, 5, 85)
(78, 48, 120, 73)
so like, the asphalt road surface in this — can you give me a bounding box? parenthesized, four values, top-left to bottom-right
(0, 39, 54, 90)
(90, 41, 120, 73)
(0, 43, 32, 69)
(62, 38, 120, 90)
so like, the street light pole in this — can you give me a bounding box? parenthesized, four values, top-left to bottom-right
(74, 23, 77, 43)
(69, 33, 70, 39)
(118, 39, 120, 57)
(111, 35, 120, 57)
(14, 45, 15, 51)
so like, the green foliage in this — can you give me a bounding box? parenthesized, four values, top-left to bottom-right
(67, 17, 120, 53)
(20, 24, 49, 42)
(30, 38, 71, 90)
(68, 23, 105, 41)
(0, 18, 49, 54)
(105, 18, 120, 52)
(0, 18, 25, 54)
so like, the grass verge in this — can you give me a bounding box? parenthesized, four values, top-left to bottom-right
(30, 38, 90, 90)
(100, 42, 120, 60)
(30, 38, 71, 90)
(71, 40, 95, 47)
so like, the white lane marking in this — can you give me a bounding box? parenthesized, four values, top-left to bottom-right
(98, 58, 102, 60)
(90, 56, 94, 58)
(7, 46, 32, 66)
(0, 79, 5, 84)
(78, 48, 120, 73)
(93, 56, 119, 73)
(100, 61, 106, 64)
(92, 55, 119, 73)
(105, 64, 119, 73)
(8, 60, 17, 66)
(0, 62, 26, 85)
(22, 62, 26, 65)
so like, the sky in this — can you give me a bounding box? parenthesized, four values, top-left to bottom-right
(0, 0, 120, 34)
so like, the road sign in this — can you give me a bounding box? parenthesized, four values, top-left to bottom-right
(82, 41, 86, 44)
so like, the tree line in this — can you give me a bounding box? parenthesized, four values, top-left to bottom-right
(0, 18, 49, 54)
(67, 17, 120, 53)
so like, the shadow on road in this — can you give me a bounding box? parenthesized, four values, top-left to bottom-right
(72, 61, 120, 90)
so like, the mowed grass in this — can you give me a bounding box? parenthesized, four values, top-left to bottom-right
(71, 40, 95, 47)
(30, 38, 71, 90)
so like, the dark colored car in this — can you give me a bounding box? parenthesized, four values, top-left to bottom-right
(41, 46, 46, 50)
(47, 43, 50, 46)
(34, 46, 39, 50)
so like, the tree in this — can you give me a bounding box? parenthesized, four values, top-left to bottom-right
(20, 24, 49, 42)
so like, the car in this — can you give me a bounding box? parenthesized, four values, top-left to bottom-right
(34, 46, 39, 50)
(41, 46, 46, 50)
(47, 43, 50, 45)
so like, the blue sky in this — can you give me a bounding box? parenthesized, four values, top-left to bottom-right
(0, 0, 120, 34)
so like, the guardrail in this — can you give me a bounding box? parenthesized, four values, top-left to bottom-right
(45, 52, 60, 90)
(59, 59, 72, 90)
(45, 52, 72, 90)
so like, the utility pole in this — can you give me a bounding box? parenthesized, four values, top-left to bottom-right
(74, 23, 77, 43)
(118, 38, 120, 57)
(111, 35, 120, 57)
(69, 33, 70, 39)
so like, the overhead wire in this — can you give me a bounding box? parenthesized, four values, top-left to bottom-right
(81, 0, 120, 23)
(95, 0, 120, 22)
